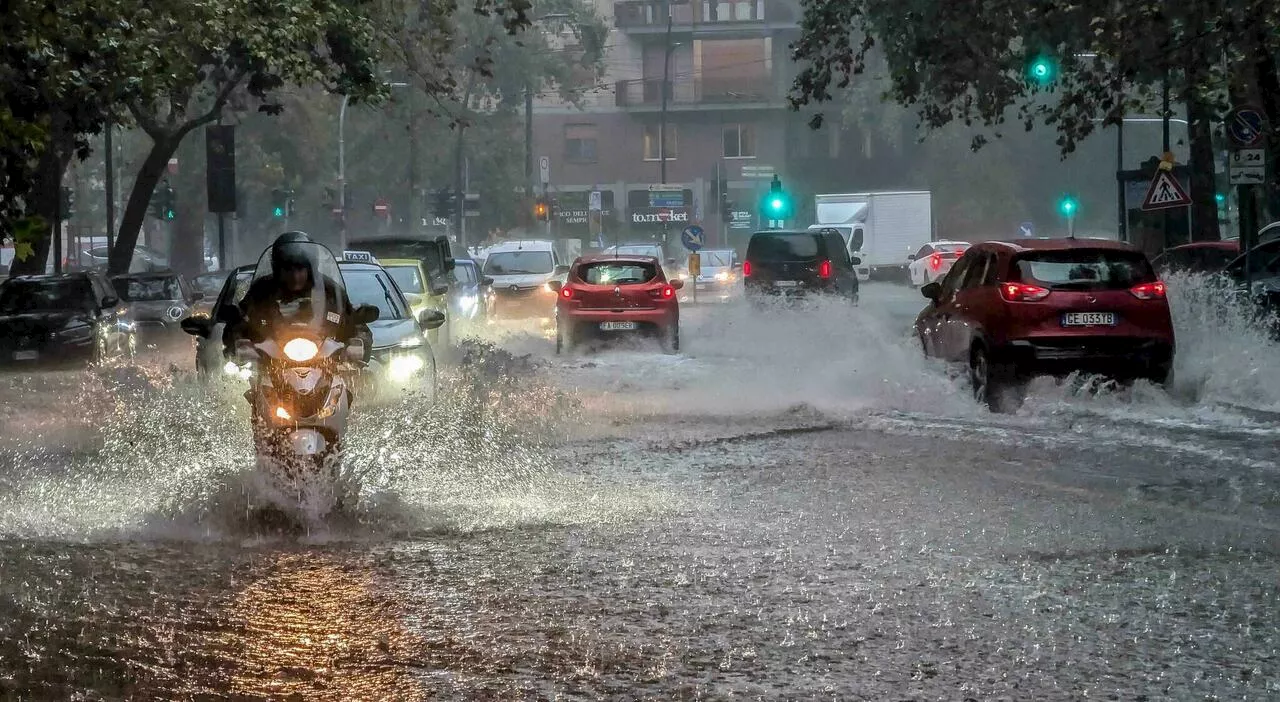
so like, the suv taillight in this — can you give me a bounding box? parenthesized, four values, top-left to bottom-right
(742, 260, 752, 277)
(818, 260, 832, 279)
(1129, 281, 1166, 300)
(999, 282, 1051, 302)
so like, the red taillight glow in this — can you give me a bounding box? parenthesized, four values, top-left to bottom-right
(742, 260, 752, 277)
(661, 285, 675, 299)
(930, 253, 942, 270)
(999, 282, 1051, 302)
(560, 287, 573, 299)
(1130, 281, 1167, 300)
(818, 259, 832, 279)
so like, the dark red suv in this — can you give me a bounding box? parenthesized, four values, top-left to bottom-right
(914, 239, 1175, 411)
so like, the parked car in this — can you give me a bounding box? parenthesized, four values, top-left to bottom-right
(0, 271, 137, 367)
(742, 228, 860, 304)
(915, 238, 1174, 412)
(549, 254, 683, 354)
(1151, 240, 1240, 276)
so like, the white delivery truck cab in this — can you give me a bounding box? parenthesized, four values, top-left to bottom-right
(808, 191, 933, 282)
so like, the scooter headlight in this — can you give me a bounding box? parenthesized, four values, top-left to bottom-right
(283, 337, 319, 362)
(387, 354, 426, 382)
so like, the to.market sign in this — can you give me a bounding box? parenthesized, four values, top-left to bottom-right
(630, 207, 690, 225)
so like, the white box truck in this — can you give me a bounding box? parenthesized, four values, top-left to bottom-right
(808, 191, 933, 281)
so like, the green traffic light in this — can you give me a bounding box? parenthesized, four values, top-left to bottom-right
(273, 206, 284, 217)
(1028, 56, 1056, 84)
(164, 209, 175, 220)
(769, 197, 784, 211)
(1057, 196, 1078, 217)
(1215, 193, 1226, 204)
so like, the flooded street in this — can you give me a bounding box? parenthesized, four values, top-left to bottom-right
(2, 283, 1279, 700)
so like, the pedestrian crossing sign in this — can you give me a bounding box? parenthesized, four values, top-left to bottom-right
(1140, 170, 1192, 211)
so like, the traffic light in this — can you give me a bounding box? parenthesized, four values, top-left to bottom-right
(1057, 194, 1079, 218)
(431, 188, 455, 217)
(533, 197, 549, 221)
(1215, 192, 1227, 205)
(151, 181, 176, 220)
(720, 190, 732, 223)
(760, 175, 793, 220)
(270, 188, 287, 218)
(1026, 54, 1057, 85)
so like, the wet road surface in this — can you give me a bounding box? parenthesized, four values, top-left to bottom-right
(1, 281, 1278, 700)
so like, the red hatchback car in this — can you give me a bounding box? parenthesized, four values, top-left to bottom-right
(914, 238, 1175, 411)
(549, 254, 684, 354)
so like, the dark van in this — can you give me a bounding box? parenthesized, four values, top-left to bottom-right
(743, 228, 860, 303)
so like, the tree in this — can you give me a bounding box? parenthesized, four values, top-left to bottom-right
(788, 0, 1279, 243)
(107, 0, 386, 275)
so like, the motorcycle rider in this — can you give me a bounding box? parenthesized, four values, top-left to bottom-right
(224, 232, 372, 359)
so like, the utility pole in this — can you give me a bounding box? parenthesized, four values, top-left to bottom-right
(1115, 111, 1125, 242)
(525, 88, 535, 199)
(659, 0, 673, 185)
(1161, 73, 1172, 248)
(104, 122, 116, 253)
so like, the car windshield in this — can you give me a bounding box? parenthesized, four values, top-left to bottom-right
(701, 251, 733, 268)
(386, 265, 424, 294)
(484, 251, 554, 275)
(748, 233, 820, 261)
(0, 279, 94, 314)
(344, 268, 407, 320)
(1013, 249, 1156, 290)
(249, 240, 346, 330)
(579, 262, 658, 285)
(452, 262, 478, 285)
(114, 276, 183, 301)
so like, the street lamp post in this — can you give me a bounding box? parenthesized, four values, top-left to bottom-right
(337, 82, 407, 249)
(659, 4, 674, 185)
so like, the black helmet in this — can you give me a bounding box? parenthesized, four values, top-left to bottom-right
(270, 231, 315, 279)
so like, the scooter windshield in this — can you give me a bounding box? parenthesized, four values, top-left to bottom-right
(248, 240, 349, 339)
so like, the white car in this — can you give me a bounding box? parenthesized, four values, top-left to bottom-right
(908, 240, 970, 287)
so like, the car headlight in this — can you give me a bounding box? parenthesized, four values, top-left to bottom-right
(283, 337, 318, 362)
(398, 335, 424, 349)
(387, 354, 426, 381)
(458, 294, 478, 312)
(715, 271, 730, 282)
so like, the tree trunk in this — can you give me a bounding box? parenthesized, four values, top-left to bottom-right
(9, 136, 71, 277)
(453, 79, 476, 249)
(1184, 58, 1220, 242)
(111, 135, 179, 275)
(1253, 38, 1280, 221)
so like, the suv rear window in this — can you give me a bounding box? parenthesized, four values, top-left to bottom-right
(748, 233, 820, 261)
(578, 262, 657, 285)
(1013, 249, 1155, 290)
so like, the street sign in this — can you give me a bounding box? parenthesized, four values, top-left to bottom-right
(680, 224, 704, 252)
(539, 156, 550, 185)
(1141, 170, 1192, 211)
(741, 164, 775, 179)
(1229, 148, 1266, 185)
(373, 197, 390, 215)
(1227, 107, 1265, 147)
(649, 190, 684, 208)
(589, 190, 602, 211)
(687, 253, 701, 278)
(1019, 221, 1034, 237)
(463, 193, 481, 217)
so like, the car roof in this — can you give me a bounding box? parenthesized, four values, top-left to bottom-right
(929, 240, 971, 247)
(487, 239, 554, 252)
(337, 262, 385, 272)
(111, 269, 181, 279)
(976, 237, 1139, 253)
(5, 273, 95, 282)
(1163, 240, 1240, 251)
(576, 254, 660, 264)
(378, 258, 421, 267)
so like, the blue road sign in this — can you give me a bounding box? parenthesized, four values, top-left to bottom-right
(680, 224, 704, 252)
(1228, 107, 1265, 147)
(1019, 221, 1034, 237)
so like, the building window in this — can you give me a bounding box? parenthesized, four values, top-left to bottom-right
(643, 124, 678, 161)
(723, 124, 755, 158)
(565, 124, 598, 163)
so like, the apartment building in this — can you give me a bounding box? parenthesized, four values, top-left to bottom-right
(530, 0, 804, 249)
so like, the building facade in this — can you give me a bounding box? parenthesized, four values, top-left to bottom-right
(530, 0, 805, 251)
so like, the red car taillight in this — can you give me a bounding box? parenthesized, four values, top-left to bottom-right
(1129, 281, 1167, 300)
(742, 260, 752, 277)
(661, 285, 675, 299)
(818, 259, 832, 279)
(999, 282, 1051, 302)
(930, 253, 942, 270)
(560, 287, 574, 300)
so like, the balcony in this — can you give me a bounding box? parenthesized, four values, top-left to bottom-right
(615, 76, 780, 110)
(613, 0, 799, 35)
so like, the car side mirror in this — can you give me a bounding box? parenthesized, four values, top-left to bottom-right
(851, 256, 862, 266)
(353, 303, 380, 325)
(180, 316, 212, 338)
(546, 280, 562, 293)
(344, 338, 365, 363)
(481, 276, 494, 286)
(907, 254, 917, 261)
(554, 264, 570, 276)
(921, 281, 942, 301)
(418, 309, 446, 330)
(101, 295, 118, 308)
(670, 279, 685, 290)
(430, 282, 449, 296)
